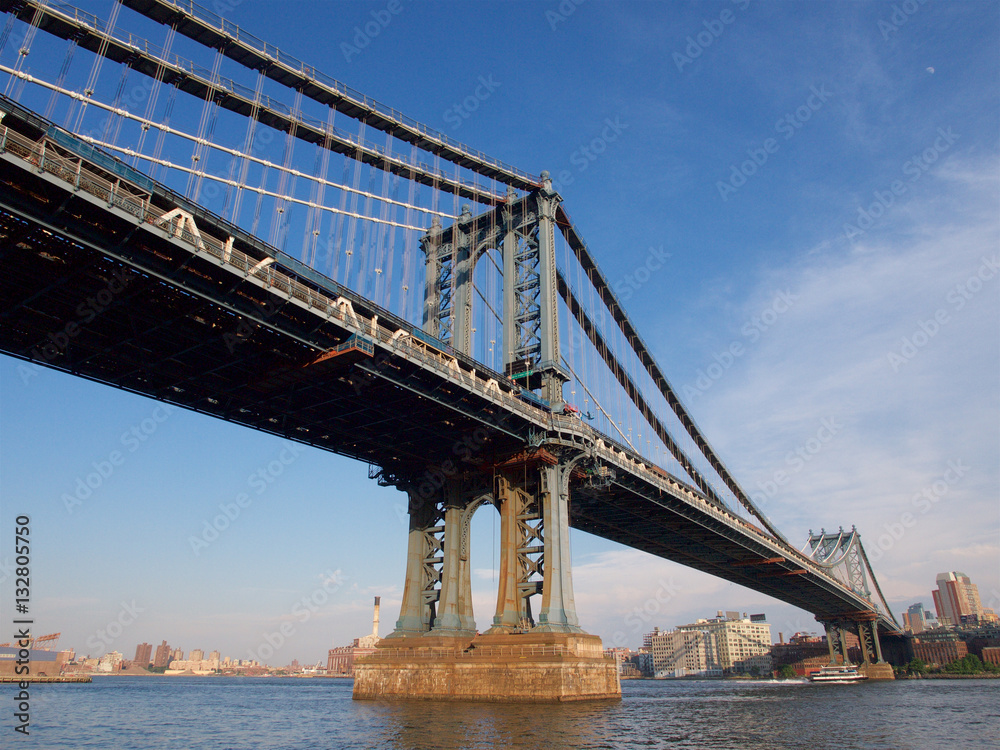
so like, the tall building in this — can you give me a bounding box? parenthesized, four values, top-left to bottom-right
(903, 603, 932, 634)
(133, 642, 152, 668)
(932, 572, 985, 625)
(189, 649, 205, 662)
(649, 628, 714, 677)
(152, 641, 172, 668)
(646, 612, 772, 677)
(208, 650, 220, 662)
(172, 648, 184, 661)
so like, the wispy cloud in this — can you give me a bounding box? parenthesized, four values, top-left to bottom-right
(567, 155, 998, 644)
(698, 154, 999, 607)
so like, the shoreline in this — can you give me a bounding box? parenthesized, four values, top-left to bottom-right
(895, 672, 1000, 680)
(67, 671, 1000, 681)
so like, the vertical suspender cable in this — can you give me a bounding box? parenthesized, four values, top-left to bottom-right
(301, 127, 323, 263)
(0, 13, 18, 57)
(71, 0, 123, 130)
(401, 144, 420, 324)
(249, 144, 271, 239)
(228, 70, 265, 226)
(149, 84, 177, 183)
(44, 38, 79, 120)
(132, 23, 176, 168)
(269, 87, 302, 250)
(186, 47, 223, 199)
(381, 135, 402, 312)
(344, 121, 366, 288)
(358, 142, 378, 298)
(305, 106, 336, 267)
(372, 132, 393, 306)
(331, 145, 352, 283)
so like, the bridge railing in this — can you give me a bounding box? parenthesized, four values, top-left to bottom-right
(356, 643, 599, 661)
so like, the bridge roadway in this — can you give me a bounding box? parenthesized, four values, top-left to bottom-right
(0, 99, 898, 634)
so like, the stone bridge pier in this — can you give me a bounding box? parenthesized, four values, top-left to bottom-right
(353, 448, 621, 702)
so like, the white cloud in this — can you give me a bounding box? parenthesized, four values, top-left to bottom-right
(690, 155, 999, 614)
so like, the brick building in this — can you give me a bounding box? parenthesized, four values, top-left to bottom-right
(912, 639, 967, 666)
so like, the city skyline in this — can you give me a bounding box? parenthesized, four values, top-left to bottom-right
(0, 0, 997, 663)
(57, 568, 999, 665)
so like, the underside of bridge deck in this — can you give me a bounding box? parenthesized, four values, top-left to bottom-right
(0, 134, 529, 477)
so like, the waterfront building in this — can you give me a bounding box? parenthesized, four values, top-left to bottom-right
(954, 622, 1000, 659)
(605, 648, 647, 677)
(642, 627, 661, 651)
(982, 647, 1000, 666)
(302, 660, 328, 675)
(133, 642, 152, 668)
(633, 651, 653, 676)
(327, 596, 381, 676)
(189, 649, 205, 662)
(209, 650, 220, 662)
(932, 572, 986, 625)
(913, 638, 967, 667)
(152, 641, 172, 668)
(650, 627, 716, 678)
(0, 646, 70, 677)
(646, 612, 772, 677)
(96, 651, 124, 672)
(165, 657, 220, 674)
(769, 632, 830, 676)
(171, 648, 184, 661)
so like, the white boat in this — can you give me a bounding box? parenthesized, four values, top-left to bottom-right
(807, 664, 868, 683)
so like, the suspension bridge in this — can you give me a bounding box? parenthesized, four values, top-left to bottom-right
(0, 0, 903, 700)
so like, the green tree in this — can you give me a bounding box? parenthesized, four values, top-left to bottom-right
(943, 654, 984, 674)
(777, 665, 798, 680)
(906, 658, 927, 674)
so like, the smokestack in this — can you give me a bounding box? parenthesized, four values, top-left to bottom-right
(372, 596, 380, 638)
(779, 632, 785, 644)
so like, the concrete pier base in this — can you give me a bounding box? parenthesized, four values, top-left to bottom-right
(353, 632, 621, 702)
(858, 662, 895, 680)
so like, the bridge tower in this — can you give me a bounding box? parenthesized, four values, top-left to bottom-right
(807, 529, 896, 680)
(353, 175, 620, 702)
(419, 172, 570, 405)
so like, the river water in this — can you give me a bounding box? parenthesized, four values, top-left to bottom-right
(15, 676, 1000, 749)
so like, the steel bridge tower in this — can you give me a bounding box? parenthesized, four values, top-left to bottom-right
(804, 528, 896, 680)
(420, 174, 569, 404)
(355, 174, 620, 701)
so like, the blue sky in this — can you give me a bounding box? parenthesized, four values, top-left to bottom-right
(0, 0, 997, 663)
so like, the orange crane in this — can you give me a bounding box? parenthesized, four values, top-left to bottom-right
(30, 633, 61, 650)
(0, 633, 61, 649)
